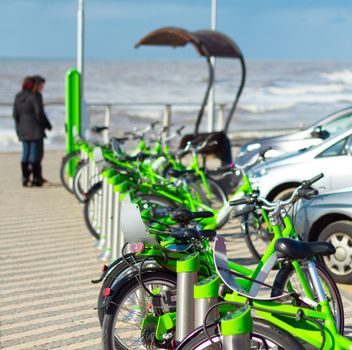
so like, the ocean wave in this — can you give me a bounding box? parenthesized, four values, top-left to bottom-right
(239, 102, 296, 114)
(322, 70, 352, 84)
(267, 83, 347, 96)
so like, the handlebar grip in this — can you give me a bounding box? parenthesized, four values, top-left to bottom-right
(151, 121, 159, 127)
(177, 125, 185, 134)
(229, 197, 251, 206)
(91, 125, 108, 133)
(304, 173, 324, 187)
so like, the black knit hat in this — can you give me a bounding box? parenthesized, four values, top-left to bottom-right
(32, 75, 46, 84)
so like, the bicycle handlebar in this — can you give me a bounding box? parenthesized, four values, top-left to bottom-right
(230, 173, 324, 210)
(302, 173, 324, 187)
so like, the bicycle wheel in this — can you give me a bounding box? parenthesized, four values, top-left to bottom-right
(190, 176, 227, 211)
(83, 181, 103, 239)
(73, 159, 90, 203)
(138, 194, 179, 211)
(60, 151, 80, 193)
(97, 254, 157, 326)
(243, 212, 272, 261)
(271, 261, 344, 334)
(177, 318, 304, 350)
(102, 271, 177, 350)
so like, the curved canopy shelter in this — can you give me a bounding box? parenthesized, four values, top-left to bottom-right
(135, 27, 246, 135)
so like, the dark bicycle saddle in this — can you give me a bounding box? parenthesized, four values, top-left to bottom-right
(170, 227, 216, 243)
(168, 169, 195, 177)
(171, 208, 214, 225)
(275, 238, 335, 259)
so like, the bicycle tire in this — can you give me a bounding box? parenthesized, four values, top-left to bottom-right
(97, 254, 156, 326)
(83, 181, 103, 240)
(138, 194, 179, 210)
(190, 176, 228, 211)
(60, 151, 80, 193)
(271, 261, 344, 334)
(73, 159, 90, 203)
(243, 212, 272, 262)
(102, 270, 177, 350)
(177, 318, 304, 350)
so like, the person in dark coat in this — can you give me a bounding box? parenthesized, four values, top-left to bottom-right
(13, 75, 52, 186)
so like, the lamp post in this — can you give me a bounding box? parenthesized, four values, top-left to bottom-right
(207, 0, 217, 132)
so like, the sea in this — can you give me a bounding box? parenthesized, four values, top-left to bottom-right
(1, 59, 352, 151)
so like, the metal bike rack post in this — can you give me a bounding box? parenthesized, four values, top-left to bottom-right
(91, 167, 103, 239)
(221, 305, 252, 350)
(95, 175, 108, 249)
(175, 252, 200, 343)
(111, 191, 121, 262)
(99, 179, 115, 261)
(95, 169, 114, 249)
(81, 148, 90, 196)
(88, 155, 95, 189)
(194, 275, 220, 328)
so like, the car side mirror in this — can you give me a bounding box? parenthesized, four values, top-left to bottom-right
(311, 126, 322, 138)
(311, 126, 330, 140)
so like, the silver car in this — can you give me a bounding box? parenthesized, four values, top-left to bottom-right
(249, 128, 352, 200)
(295, 189, 352, 284)
(235, 106, 352, 166)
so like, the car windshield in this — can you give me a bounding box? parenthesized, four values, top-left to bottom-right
(320, 113, 352, 138)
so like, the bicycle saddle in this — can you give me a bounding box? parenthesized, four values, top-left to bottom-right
(275, 238, 335, 259)
(171, 208, 214, 225)
(170, 227, 216, 243)
(111, 136, 129, 143)
(168, 169, 195, 177)
(91, 125, 108, 133)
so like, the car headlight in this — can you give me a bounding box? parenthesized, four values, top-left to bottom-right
(237, 143, 261, 157)
(247, 143, 261, 152)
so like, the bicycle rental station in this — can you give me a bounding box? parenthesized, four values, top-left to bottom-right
(61, 26, 352, 350)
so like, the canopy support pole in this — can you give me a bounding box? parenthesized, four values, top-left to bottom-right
(77, 0, 88, 136)
(195, 56, 214, 135)
(207, 0, 217, 132)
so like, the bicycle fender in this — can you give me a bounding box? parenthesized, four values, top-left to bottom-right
(100, 267, 175, 311)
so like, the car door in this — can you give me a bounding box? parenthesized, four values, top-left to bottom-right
(315, 135, 352, 191)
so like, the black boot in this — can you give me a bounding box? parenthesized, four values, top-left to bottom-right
(31, 162, 43, 187)
(21, 162, 31, 187)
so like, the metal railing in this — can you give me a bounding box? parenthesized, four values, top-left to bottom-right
(0, 101, 298, 146)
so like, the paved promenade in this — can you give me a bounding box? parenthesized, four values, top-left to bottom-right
(0, 151, 351, 349)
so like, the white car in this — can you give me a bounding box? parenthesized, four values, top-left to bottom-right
(248, 128, 352, 200)
(235, 106, 352, 166)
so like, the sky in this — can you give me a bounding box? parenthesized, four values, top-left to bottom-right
(0, 0, 352, 60)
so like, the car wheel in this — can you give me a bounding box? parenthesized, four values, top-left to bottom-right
(273, 187, 296, 201)
(319, 220, 352, 284)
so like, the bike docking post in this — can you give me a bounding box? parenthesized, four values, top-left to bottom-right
(220, 305, 252, 350)
(96, 168, 115, 250)
(194, 275, 220, 328)
(175, 252, 200, 344)
(98, 174, 117, 261)
(82, 149, 90, 198)
(111, 182, 128, 261)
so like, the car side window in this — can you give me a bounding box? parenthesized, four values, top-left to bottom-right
(321, 114, 352, 137)
(317, 138, 348, 157)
